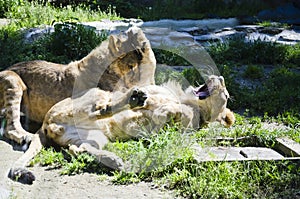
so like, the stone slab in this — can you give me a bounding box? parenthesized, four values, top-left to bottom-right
(275, 137, 300, 157)
(193, 146, 285, 162)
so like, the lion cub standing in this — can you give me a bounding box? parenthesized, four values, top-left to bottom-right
(0, 27, 156, 144)
(9, 75, 234, 184)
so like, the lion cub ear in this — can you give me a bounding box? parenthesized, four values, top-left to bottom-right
(108, 35, 122, 56)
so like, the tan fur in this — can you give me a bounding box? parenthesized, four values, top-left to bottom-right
(0, 27, 156, 144)
(9, 75, 235, 184)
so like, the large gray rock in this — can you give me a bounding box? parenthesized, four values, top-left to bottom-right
(258, 3, 300, 25)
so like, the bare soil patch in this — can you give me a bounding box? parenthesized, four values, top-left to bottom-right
(0, 140, 178, 199)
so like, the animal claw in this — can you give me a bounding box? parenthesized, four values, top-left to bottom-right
(8, 168, 35, 185)
(129, 89, 147, 108)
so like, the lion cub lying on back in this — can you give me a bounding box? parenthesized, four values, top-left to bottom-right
(9, 75, 234, 184)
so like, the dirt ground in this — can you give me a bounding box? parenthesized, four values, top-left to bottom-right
(0, 140, 179, 199)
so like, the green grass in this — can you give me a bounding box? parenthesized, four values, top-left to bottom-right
(208, 39, 300, 66)
(0, 0, 117, 69)
(2, 0, 120, 29)
(257, 21, 291, 29)
(30, 147, 105, 175)
(0, 22, 108, 68)
(94, 0, 269, 20)
(31, 116, 300, 198)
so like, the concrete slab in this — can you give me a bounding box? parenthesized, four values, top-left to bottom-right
(275, 137, 300, 157)
(193, 145, 285, 162)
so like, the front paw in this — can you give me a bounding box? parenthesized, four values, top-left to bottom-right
(6, 130, 32, 146)
(129, 89, 147, 109)
(8, 168, 35, 185)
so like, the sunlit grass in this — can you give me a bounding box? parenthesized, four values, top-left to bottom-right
(31, 115, 300, 198)
(5, 1, 120, 29)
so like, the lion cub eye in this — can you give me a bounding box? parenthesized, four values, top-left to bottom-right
(128, 64, 136, 70)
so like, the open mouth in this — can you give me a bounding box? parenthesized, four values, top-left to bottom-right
(193, 84, 210, 100)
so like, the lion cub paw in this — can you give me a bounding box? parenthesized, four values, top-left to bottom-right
(6, 130, 33, 146)
(129, 89, 147, 109)
(8, 168, 35, 185)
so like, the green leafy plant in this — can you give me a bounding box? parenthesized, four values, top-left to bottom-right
(31, 147, 101, 175)
(49, 22, 108, 61)
(153, 48, 190, 66)
(243, 64, 264, 79)
(257, 21, 290, 29)
(30, 147, 65, 167)
(0, 21, 108, 68)
(61, 152, 99, 175)
(106, 124, 194, 176)
(208, 39, 293, 65)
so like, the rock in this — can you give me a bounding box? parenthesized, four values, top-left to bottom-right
(215, 30, 246, 40)
(23, 26, 54, 43)
(258, 27, 284, 35)
(246, 32, 276, 43)
(195, 29, 246, 44)
(177, 27, 209, 36)
(0, 18, 10, 27)
(142, 18, 239, 30)
(234, 25, 263, 33)
(194, 34, 222, 43)
(82, 19, 143, 32)
(143, 27, 196, 48)
(22, 18, 300, 47)
(258, 3, 300, 25)
(193, 146, 285, 162)
(277, 29, 300, 43)
(214, 27, 234, 33)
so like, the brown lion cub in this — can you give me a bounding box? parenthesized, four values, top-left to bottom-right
(9, 75, 234, 184)
(0, 27, 156, 145)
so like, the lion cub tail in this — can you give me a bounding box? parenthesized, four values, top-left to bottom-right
(223, 108, 235, 127)
(8, 129, 44, 184)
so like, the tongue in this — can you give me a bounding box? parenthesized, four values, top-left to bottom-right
(194, 84, 210, 99)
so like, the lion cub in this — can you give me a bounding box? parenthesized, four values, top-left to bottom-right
(9, 75, 234, 184)
(0, 27, 156, 145)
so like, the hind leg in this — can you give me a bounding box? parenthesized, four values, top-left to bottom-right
(0, 71, 33, 144)
(69, 142, 124, 171)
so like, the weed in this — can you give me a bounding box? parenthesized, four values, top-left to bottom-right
(61, 152, 99, 175)
(31, 147, 102, 175)
(243, 64, 264, 79)
(109, 122, 300, 198)
(105, 124, 194, 175)
(30, 147, 65, 167)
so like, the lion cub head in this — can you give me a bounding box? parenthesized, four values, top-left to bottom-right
(99, 27, 156, 91)
(192, 75, 235, 127)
